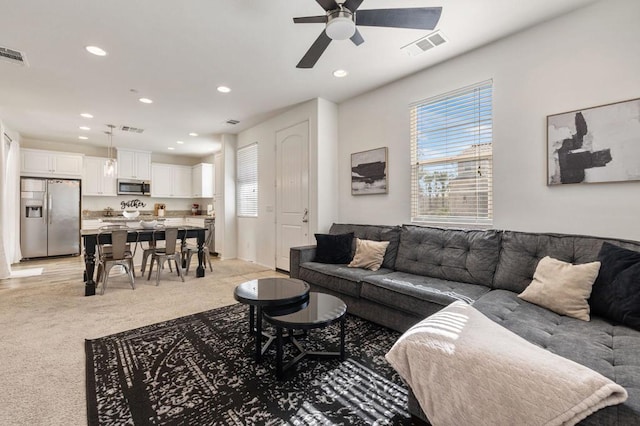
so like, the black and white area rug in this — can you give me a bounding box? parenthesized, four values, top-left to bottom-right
(85, 303, 411, 425)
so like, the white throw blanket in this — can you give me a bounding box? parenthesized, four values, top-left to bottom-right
(386, 301, 628, 426)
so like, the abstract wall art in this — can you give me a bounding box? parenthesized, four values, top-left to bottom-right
(547, 97, 640, 185)
(351, 147, 388, 195)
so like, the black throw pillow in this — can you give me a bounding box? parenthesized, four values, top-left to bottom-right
(589, 242, 640, 330)
(314, 233, 354, 264)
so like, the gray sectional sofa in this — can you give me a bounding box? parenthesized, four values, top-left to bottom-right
(289, 223, 640, 425)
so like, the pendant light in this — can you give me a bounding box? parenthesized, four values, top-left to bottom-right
(104, 124, 117, 177)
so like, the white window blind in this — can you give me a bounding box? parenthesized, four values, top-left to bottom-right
(410, 80, 493, 226)
(236, 143, 258, 217)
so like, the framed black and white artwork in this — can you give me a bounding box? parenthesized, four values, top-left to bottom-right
(547, 97, 640, 185)
(351, 147, 388, 195)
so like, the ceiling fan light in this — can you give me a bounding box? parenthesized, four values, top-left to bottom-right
(326, 16, 356, 40)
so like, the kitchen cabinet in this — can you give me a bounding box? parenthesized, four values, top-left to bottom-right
(163, 217, 185, 227)
(185, 217, 205, 227)
(21, 148, 83, 178)
(81, 219, 102, 230)
(191, 163, 214, 198)
(151, 163, 192, 198)
(117, 149, 151, 180)
(83, 156, 117, 196)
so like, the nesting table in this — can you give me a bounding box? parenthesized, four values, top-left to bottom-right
(234, 277, 347, 379)
(233, 277, 310, 362)
(264, 292, 347, 379)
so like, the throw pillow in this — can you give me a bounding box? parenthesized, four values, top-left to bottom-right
(314, 233, 354, 264)
(518, 256, 601, 321)
(590, 243, 640, 330)
(348, 238, 391, 271)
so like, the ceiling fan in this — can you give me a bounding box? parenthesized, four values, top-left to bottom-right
(294, 0, 442, 68)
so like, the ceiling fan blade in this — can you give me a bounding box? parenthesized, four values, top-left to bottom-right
(343, 0, 364, 12)
(297, 30, 332, 69)
(294, 15, 328, 24)
(355, 7, 442, 30)
(350, 28, 364, 46)
(316, 0, 339, 12)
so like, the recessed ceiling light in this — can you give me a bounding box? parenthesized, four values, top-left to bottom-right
(333, 69, 349, 78)
(78, 136, 88, 140)
(189, 132, 198, 137)
(176, 140, 184, 144)
(217, 86, 231, 93)
(167, 147, 175, 150)
(80, 113, 93, 118)
(79, 126, 90, 131)
(139, 98, 153, 104)
(85, 46, 107, 56)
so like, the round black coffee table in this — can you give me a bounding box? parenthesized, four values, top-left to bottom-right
(264, 292, 347, 379)
(234, 277, 310, 361)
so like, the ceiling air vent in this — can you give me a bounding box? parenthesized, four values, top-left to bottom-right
(120, 125, 144, 133)
(0, 46, 28, 66)
(401, 30, 448, 57)
(226, 119, 240, 125)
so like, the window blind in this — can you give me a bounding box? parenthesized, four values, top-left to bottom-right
(236, 142, 258, 217)
(410, 80, 493, 225)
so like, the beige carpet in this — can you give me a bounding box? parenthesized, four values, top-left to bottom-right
(0, 256, 284, 426)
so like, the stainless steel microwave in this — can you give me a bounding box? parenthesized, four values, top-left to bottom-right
(117, 179, 151, 196)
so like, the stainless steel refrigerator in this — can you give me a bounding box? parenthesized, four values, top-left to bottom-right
(20, 178, 81, 258)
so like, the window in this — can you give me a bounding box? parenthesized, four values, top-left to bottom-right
(410, 80, 493, 226)
(236, 143, 258, 217)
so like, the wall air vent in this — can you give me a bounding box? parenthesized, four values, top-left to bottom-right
(401, 30, 448, 57)
(120, 126, 144, 133)
(0, 46, 28, 66)
(226, 119, 240, 125)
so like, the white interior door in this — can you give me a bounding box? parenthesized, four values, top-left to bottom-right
(276, 121, 309, 271)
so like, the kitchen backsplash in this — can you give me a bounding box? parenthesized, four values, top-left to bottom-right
(82, 195, 212, 212)
(82, 209, 200, 219)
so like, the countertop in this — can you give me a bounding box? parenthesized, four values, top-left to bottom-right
(83, 215, 215, 222)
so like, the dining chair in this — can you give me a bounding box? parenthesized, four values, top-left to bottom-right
(97, 224, 135, 273)
(140, 230, 173, 276)
(147, 227, 185, 285)
(182, 227, 214, 274)
(96, 228, 136, 295)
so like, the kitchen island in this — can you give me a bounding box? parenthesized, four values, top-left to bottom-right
(81, 225, 206, 296)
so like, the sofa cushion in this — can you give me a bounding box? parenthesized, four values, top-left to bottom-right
(591, 243, 640, 331)
(493, 231, 640, 294)
(518, 256, 601, 321)
(329, 223, 401, 270)
(348, 238, 390, 271)
(361, 271, 491, 317)
(314, 232, 354, 264)
(298, 261, 392, 298)
(393, 225, 501, 287)
(474, 289, 640, 425)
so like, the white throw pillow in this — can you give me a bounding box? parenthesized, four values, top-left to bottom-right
(348, 238, 390, 271)
(518, 256, 601, 321)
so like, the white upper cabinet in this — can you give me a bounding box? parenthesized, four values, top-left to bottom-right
(83, 156, 117, 196)
(151, 163, 192, 198)
(191, 163, 214, 198)
(117, 149, 151, 180)
(21, 149, 83, 178)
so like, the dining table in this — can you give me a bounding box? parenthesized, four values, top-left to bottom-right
(81, 225, 207, 296)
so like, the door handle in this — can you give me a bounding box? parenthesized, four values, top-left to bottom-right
(49, 195, 53, 224)
(302, 208, 308, 223)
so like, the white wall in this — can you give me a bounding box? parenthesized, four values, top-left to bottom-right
(213, 134, 237, 260)
(337, 0, 640, 240)
(236, 98, 339, 268)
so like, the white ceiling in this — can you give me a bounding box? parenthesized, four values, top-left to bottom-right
(0, 0, 597, 157)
